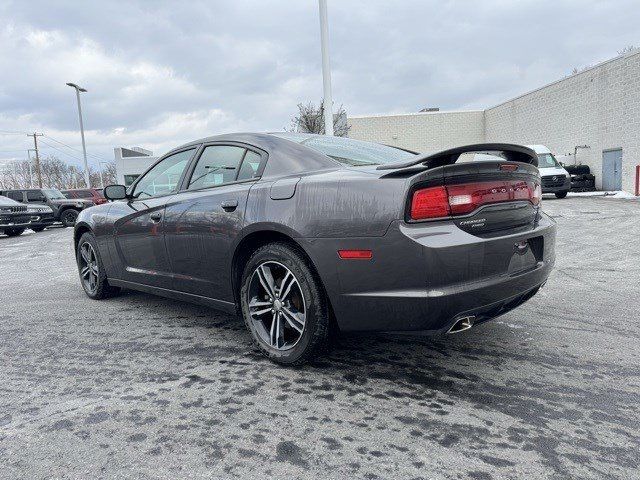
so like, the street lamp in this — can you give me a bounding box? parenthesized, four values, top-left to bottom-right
(66, 82, 91, 187)
(318, 0, 334, 136)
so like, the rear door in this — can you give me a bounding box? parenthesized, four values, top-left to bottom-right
(109, 148, 196, 289)
(164, 143, 266, 301)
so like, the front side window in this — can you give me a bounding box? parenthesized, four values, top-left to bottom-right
(42, 189, 66, 200)
(27, 190, 47, 202)
(132, 149, 194, 199)
(187, 145, 247, 190)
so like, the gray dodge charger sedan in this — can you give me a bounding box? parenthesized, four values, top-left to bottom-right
(74, 133, 556, 364)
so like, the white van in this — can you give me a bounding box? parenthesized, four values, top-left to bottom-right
(527, 145, 571, 199)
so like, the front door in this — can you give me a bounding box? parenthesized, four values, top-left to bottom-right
(110, 148, 196, 289)
(602, 149, 622, 191)
(164, 145, 265, 301)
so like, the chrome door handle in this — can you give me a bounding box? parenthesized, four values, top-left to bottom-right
(150, 211, 163, 222)
(221, 200, 238, 211)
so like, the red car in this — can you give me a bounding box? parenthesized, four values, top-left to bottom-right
(62, 188, 107, 205)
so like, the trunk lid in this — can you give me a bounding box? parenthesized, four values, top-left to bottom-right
(403, 157, 542, 237)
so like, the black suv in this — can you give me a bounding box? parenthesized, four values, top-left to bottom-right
(0, 188, 94, 227)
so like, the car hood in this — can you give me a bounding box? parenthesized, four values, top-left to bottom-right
(50, 198, 93, 206)
(27, 204, 53, 213)
(538, 166, 569, 176)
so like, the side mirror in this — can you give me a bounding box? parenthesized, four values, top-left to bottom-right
(104, 184, 128, 201)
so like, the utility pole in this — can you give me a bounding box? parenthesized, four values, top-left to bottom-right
(27, 133, 43, 187)
(318, 0, 334, 136)
(27, 149, 35, 187)
(66, 83, 90, 187)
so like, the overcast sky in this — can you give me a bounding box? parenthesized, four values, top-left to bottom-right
(1, 0, 638, 168)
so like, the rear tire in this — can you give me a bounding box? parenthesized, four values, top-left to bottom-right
(240, 242, 329, 365)
(31, 226, 46, 232)
(61, 209, 79, 227)
(555, 191, 568, 199)
(76, 232, 120, 299)
(4, 227, 25, 237)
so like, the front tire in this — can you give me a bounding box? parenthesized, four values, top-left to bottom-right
(61, 209, 79, 227)
(30, 226, 46, 232)
(240, 242, 329, 365)
(4, 227, 25, 237)
(76, 232, 120, 299)
(555, 191, 568, 199)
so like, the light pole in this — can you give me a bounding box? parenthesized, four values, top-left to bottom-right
(66, 82, 91, 187)
(318, 0, 334, 136)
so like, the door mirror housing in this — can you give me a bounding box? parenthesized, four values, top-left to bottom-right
(104, 184, 129, 201)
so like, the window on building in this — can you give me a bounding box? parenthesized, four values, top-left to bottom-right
(124, 175, 140, 186)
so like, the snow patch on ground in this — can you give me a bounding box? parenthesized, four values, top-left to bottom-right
(567, 190, 638, 199)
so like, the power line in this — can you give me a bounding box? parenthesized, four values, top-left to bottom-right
(38, 139, 87, 163)
(43, 134, 110, 163)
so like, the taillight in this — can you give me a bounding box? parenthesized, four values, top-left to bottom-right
(410, 186, 450, 220)
(410, 180, 541, 221)
(531, 183, 542, 205)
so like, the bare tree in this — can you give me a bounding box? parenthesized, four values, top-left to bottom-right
(618, 45, 636, 55)
(289, 100, 351, 137)
(0, 155, 117, 190)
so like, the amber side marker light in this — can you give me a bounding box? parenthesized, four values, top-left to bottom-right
(338, 250, 373, 260)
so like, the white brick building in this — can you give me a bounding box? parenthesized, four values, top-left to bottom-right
(114, 147, 157, 186)
(348, 50, 640, 194)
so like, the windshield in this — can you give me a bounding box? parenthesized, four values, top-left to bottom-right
(0, 195, 22, 206)
(42, 189, 66, 200)
(537, 153, 560, 168)
(273, 133, 417, 166)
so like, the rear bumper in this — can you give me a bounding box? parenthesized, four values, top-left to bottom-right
(306, 212, 556, 333)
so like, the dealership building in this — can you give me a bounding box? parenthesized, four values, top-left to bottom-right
(114, 146, 157, 186)
(348, 49, 640, 194)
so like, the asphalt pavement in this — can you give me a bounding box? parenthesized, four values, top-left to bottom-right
(1, 196, 638, 479)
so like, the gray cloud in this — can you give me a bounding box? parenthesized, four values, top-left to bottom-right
(0, 0, 638, 167)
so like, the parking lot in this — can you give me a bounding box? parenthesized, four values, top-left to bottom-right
(0, 196, 638, 479)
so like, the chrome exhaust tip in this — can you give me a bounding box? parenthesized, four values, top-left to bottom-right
(447, 316, 475, 334)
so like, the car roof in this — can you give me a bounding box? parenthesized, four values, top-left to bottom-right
(526, 145, 551, 154)
(166, 132, 341, 178)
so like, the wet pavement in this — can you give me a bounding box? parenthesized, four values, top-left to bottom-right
(1, 196, 639, 479)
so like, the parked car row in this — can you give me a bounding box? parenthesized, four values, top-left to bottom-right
(0, 188, 105, 237)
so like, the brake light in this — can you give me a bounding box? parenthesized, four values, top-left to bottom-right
(410, 180, 541, 220)
(410, 186, 450, 220)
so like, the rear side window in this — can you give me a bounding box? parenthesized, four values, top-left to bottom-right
(187, 146, 246, 190)
(237, 150, 262, 181)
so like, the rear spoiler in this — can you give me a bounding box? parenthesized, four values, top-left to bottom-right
(377, 143, 538, 173)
